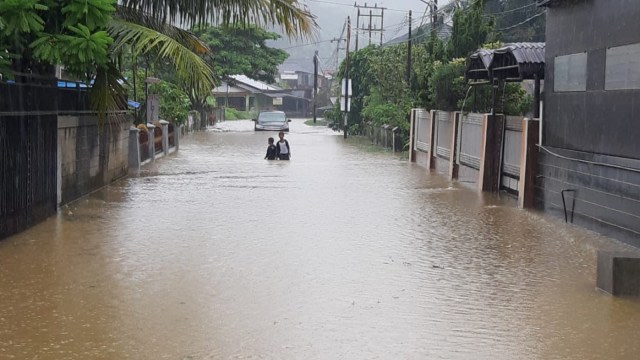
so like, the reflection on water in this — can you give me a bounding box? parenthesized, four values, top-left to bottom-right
(2, 119, 640, 359)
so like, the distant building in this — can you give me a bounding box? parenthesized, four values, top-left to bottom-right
(276, 70, 332, 105)
(537, 0, 640, 245)
(211, 75, 309, 117)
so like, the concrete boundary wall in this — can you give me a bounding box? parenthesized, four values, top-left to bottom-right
(410, 108, 539, 209)
(57, 115, 129, 206)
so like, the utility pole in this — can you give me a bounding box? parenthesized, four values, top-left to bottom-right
(407, 10, 412, 85)
(432, 0, 438, 39)
(419, 0, 438, 39)
(313, 50, 318, 124)
(330, 37, 346, 71)
(354, 3, 386, 47)
(355, 8, 360, 51)
(344, 16, 351, 139)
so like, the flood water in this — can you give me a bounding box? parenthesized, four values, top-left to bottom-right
(2, 119, 640, 359)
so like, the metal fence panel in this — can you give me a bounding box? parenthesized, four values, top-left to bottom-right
(435, 111, 452, 159)
(414, 109, 430, 152)
(459, 113, 483, 170)
(501, 116, 523, 193)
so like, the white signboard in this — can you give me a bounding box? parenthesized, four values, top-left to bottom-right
(273, 97, 283, 106)
(341, 78, 352, 95)
(340, 97, 351, 112)
(340, 78, 352, 112)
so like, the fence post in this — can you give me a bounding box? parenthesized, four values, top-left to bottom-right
(147, 123, 156, 162)
(160, 120, 169, 155)
(409, 109, 416, 161)
(478, 114, 505, 192)
(518, 118, 540, 208)
(449, 112, 460, 180)
(128, 126, 141, 170)
(426, 110, 436, 170)
(175, 124, 181, 150)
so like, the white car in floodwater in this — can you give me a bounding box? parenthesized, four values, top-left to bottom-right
(253, 111, 291, 132)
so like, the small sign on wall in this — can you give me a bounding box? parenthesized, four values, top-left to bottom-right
(273, 97, 283, 106)
(147, 94, 159, 123)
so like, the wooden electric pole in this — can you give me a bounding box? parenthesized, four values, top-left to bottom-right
(344, 16, 351, 139)
(407, 10, 412, 85)
(313, 50, 318, 124)
(354, 3, 386, 47)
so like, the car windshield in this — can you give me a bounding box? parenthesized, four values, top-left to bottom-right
(258, 113, 286, 123)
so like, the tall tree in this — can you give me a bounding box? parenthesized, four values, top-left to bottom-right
(195, 25, 288, 84)
(1, 0, 316, 122)
(447, 0, 494, 59)
(180, 25, 289, 116)
(484, 0, 545, 42)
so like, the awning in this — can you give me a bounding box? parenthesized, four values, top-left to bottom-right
(127, 100, 141, 109)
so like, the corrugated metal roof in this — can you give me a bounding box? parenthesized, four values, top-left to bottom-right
(493, 42, 545, 65)
(230, 75, 282, 91)
(469, 49, 494, 69)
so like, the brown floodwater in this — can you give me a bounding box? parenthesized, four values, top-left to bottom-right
(2, 119, 640, 359)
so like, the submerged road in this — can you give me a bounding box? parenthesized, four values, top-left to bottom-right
(1, 119, 640, 359)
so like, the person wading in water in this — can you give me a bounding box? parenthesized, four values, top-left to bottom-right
(276, 131, 291, 160)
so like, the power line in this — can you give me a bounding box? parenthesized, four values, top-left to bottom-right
(305, 0, 409, 12)
(484, 3, 537, 17)
(495, 10, 545, 31)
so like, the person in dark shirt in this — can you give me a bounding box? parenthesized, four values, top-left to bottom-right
(276, 131, 291, 160)
(265, 137, 277, 160)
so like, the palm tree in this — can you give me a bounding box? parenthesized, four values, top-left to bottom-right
(95, 0, 316, 120)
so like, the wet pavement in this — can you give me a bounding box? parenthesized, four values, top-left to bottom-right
(2, 119, 640, 359)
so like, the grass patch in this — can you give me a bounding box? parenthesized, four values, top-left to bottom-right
(225, 108, 256, 120)
(304, 118, 330, 126)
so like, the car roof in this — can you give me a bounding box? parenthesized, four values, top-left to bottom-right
(259, 111, 285, 114)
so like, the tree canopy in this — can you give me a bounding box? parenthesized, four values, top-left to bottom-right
(194, 25, 289, 84)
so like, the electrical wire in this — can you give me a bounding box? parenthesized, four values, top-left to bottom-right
(483, 2, 537, 17)
(538, 146, 640, 174)
(304, 0, 410, 13)
(495, 11, 545, 31)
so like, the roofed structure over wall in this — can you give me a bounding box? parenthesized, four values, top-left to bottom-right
(466, 42, 545, 83)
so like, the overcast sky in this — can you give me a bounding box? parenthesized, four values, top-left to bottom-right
(271, 0, 452, 72)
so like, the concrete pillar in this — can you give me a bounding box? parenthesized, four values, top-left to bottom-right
(160, 120, 169, 155)
(448, 112, 460, 180)
(409, 109, 416, 162)
(147, 123, 156, 162)
(518, 118, 540, 208)
(597, 251, 640, 296)
(174, 124, 181, 150)
(478, 114, 505, 192)
(426, 110, 437, 170)
(128, 126, 141, 170)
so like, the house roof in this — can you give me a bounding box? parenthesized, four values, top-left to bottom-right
(230, 75, 282, 92)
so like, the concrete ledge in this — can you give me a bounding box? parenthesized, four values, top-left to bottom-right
(597, 251, 640, 296)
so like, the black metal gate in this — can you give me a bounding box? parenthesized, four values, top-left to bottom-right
(1, 76, 58, 240)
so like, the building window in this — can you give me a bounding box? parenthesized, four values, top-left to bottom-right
(554, 52, 587, 92)
(606, 43, 640, 90)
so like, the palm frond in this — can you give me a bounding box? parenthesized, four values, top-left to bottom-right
(114, 5, 209, 55)
(108, 18, 216, 96)
(119, 0, 317, 39)
(90, 61, 128, 126)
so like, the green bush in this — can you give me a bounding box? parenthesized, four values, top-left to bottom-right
(224, 107, 255, 120)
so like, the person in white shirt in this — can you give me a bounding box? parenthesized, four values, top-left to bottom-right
(276, 131, 291, 160)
